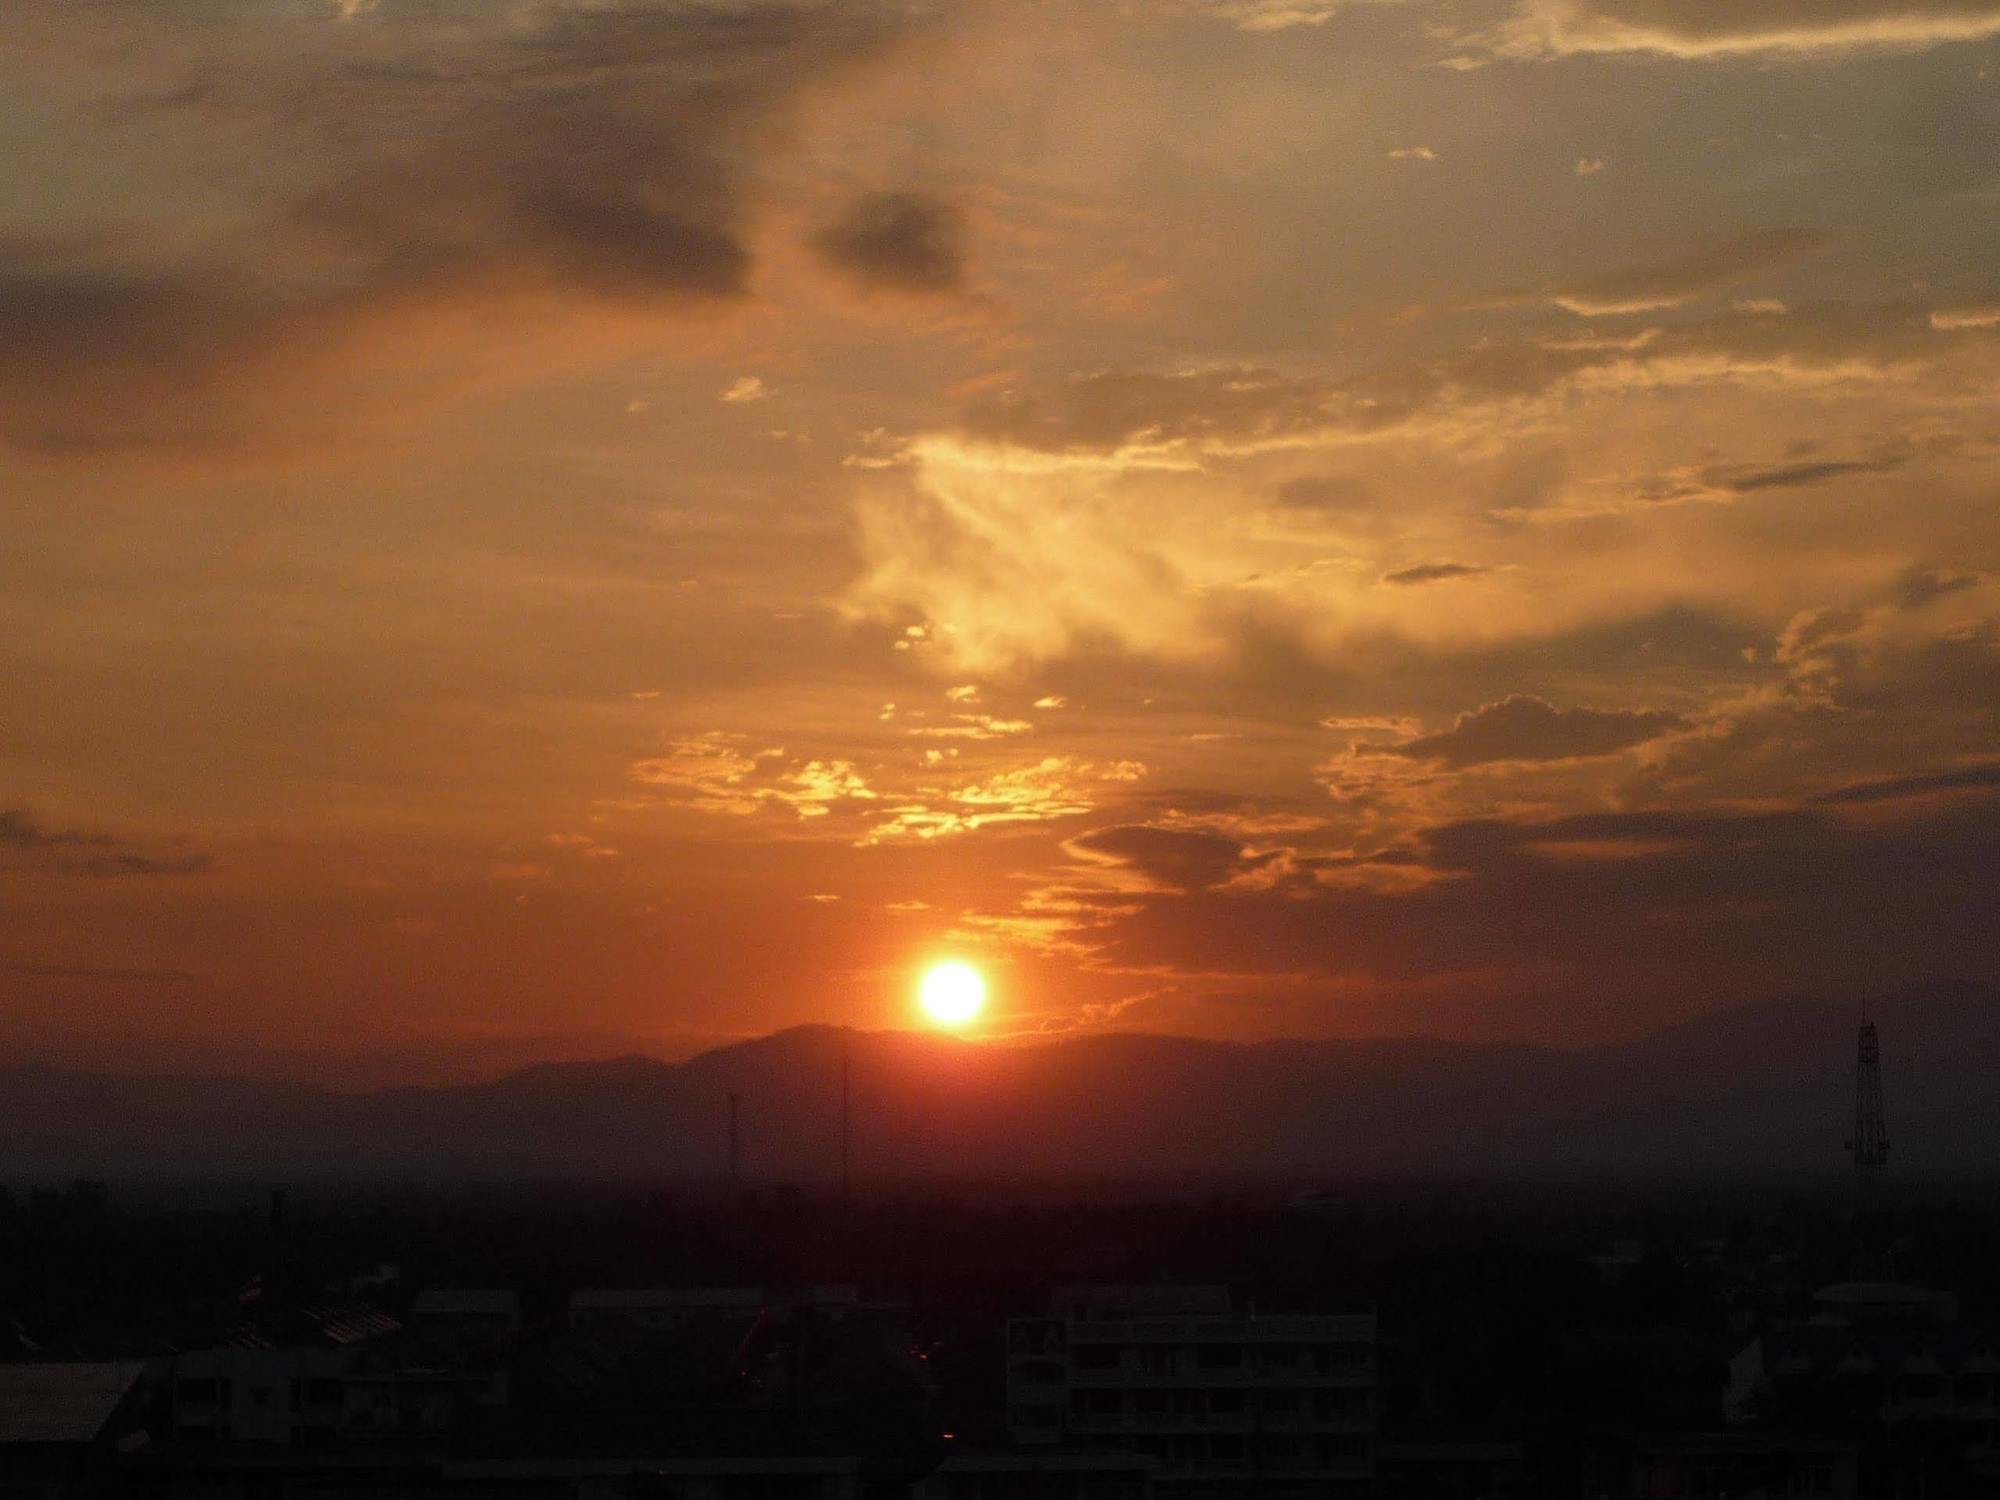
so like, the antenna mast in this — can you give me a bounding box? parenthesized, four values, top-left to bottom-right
(840, 1046, 852, 1200)
(727, 1091, 741, 1189)
(1844, 1017, 1890, 1175)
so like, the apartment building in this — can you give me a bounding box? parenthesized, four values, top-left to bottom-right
(1007, 1286, 1376, 1498)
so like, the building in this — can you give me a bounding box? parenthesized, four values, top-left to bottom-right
(1726, 1282, 2000, 1431)
(166, 1304, 403, 1445)
(1006, 1286, 1376, 1498)
(1726, 1281, 2000, 1495)
(568, 1287, 764, 1335)
(410, 1287, 523, 1337)
(0, 1362, 148, 1499)
(913, 1445, 1155, 1500)
(1579, 1430, 1860, 1500)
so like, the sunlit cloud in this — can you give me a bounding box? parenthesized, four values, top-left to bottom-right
(862, 758, 1148, 844)
(1484, 0, 2000, 59)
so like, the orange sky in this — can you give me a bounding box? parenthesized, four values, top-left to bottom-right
(4, 0, 2000, 1083)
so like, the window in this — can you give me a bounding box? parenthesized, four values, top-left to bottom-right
(1197, 1344, 1242, 1369)
(1077, 1344, 1119, 1370)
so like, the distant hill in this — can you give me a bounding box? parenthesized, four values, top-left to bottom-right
(2, 982, 1996, 1180)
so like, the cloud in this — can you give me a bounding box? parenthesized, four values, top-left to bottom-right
(0, 807, 212, 877)
(720, 376, 770, 403)
(1067, 825, 1265, 892)
(1897, 567, 1982, 610)
(1701, 445, 1912, 494)
(1548, 229, 1827, 315)
(1932, 303, 2000, 330)
(810, 191, 967, 296)
(1575, 157, 1607, 176)
(954, 367, 1362, 456)
(630, 736, 875, 821)
(1381, 562, 1490, 586)
(1386, 694, 1689, 767)
(862, 758, 1148, 843)
(1488, 0, 2000, 59)
(0, 0, 927, 456)
(1388, 146, 1440, 162)
(1812, 763, 2000, 805)
(1053, 792, 2000, 1038)
(1200, 0, 1395, 30)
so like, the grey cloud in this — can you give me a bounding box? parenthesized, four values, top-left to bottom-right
(1075, 793, 2000, 1035)
(1381, 562, 1490, 586)
(0, 808, 212, 877)
(1548, 229, 1827, 315)
(959, 367, 1365, 453)
(949, 300, 1988, 460)
(811, 192, 967, 295)
(1897, 566, 1982, 610)
(0, 1, 924, 455)
(1700, 444, 1912, 494)
(1387, 694, 1688, 767)
(1814, 764, 2000, 805)
(1068, 824, 1271, 891)
(1274, 474, 1376, 510)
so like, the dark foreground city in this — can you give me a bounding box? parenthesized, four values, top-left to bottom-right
(5, 1160, 2000, 1499)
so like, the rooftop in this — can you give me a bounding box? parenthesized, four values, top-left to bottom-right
(0, 1362, 144, 1446)
(411, 1289, 520, 1319)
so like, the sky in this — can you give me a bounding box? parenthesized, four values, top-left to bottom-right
(4, 0, 1999, 1084)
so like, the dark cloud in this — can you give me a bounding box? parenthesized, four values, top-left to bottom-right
(1070, 792, 2000, 1037)
(1274, 474, 1376, 510)
(4, 963, 198, 985)
(1813, 764, 2000, 805)
(959, 368, 1357, 453)
(1381, 562, 1490, 586)
(1700, 442, 1912, 494)
(811, 191, 967, 295)
(946, 301, 1995, 461)
(1548, 229, 1827, 315)
(1385, 694, 1688, 767)
(0, 808, 211, 878)
(1068, 824, 1271, 892)
(0, 0, 925, 456)
(1897, 566, 1982, 610)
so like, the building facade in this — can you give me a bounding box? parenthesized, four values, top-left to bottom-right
(1006, 1286, 1376, 1498)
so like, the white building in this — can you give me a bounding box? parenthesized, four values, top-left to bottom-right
(568, 1286, 764, 1334)
(1007, 1286, 1376, 1498)
(1726, 1282, 1999, 1431)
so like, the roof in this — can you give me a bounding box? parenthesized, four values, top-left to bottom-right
(0, 1362, 144, 1445)
(411, 1289, 519, 1318)
(1755, 1322, 2000, 1376)
(305, 1305, 404, 1345)
(571, 1287, 763, 1312)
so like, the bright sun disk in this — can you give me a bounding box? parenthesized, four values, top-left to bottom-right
(919, 961, 986, 1027)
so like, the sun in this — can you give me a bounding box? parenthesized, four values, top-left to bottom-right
(918, 961, 987, 1028)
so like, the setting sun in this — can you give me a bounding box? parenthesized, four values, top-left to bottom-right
(918, 961, 987, 1028)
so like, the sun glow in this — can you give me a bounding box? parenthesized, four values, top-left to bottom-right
(918, 961, 987, 1028)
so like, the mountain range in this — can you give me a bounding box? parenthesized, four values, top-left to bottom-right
(4, 982, 1997, 1180)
